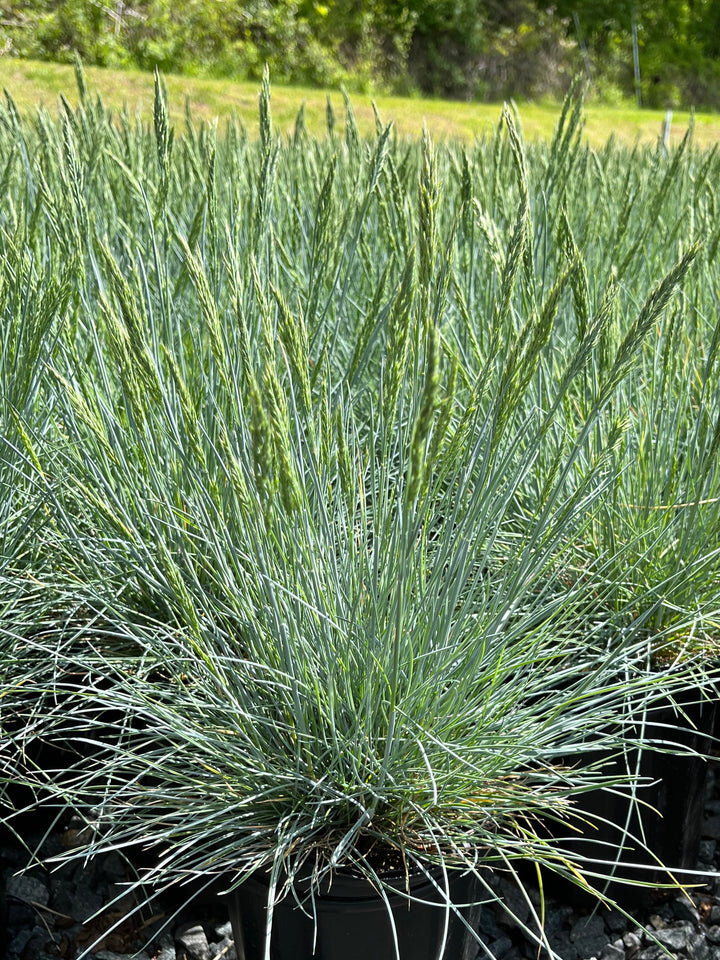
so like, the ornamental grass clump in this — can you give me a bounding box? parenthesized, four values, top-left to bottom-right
(1, 70, 719, 957)
(0, 192, 78, 830)
(576, 256, 720, 659)
(541, 119, 720, 662)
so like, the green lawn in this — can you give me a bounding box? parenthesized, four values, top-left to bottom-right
(1, 56, 719, 148)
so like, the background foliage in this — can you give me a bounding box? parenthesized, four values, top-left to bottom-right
(1, 1, 719, 108)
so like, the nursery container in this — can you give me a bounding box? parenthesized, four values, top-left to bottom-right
(551, 692, 718, 906)
(228, 862, 481, 960)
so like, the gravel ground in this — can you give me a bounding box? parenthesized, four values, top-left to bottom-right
(3, 765, 720, 960)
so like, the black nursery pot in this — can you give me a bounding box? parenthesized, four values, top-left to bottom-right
(550, 692, 718, 907)
(228, 863, 480, 960)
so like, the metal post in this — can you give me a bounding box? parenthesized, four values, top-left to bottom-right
(573, 12, 593, 82)
(632, 9, 642, 108)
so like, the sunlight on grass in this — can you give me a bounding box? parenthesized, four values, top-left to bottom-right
(0, 56, 718, 147)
